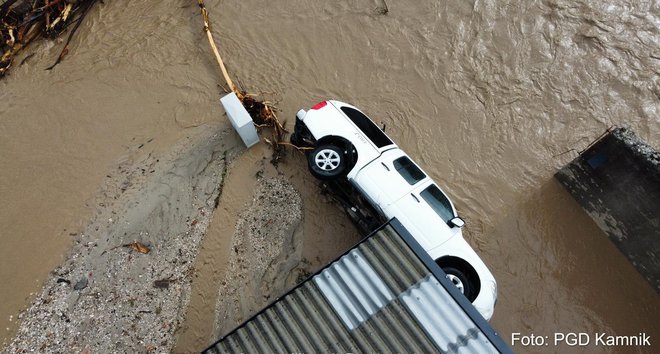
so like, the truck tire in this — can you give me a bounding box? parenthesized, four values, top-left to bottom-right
(442, 266, 477, 302)
(308, 145, 346, 180)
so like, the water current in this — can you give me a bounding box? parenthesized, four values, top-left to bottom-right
(1, 0, 658, 352)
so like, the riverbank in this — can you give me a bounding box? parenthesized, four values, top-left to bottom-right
(173, 141, 360, 351)
(0, 1, 229, 343)
(5, 126, 235, 352)
(3, 124, 358, 352)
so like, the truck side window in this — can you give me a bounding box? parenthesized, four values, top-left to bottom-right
(393, 156, 426, 185)
(420, 185, 454, 223)
(340, 107, 393, 148)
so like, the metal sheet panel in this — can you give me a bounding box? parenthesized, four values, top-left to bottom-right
(203, 223, 511, 354)
(400, 274, 496, 353)
(313, 248, 395, 330)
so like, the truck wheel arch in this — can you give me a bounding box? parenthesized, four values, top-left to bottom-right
(316, 136, 358, 170)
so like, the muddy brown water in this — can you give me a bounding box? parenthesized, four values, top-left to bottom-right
(1, 0, 659, 352)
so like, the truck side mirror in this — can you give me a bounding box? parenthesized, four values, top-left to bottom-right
(449, 217, 465, 228)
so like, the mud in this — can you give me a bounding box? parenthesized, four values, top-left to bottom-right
(209, 176, 303, 339)
(5, 125, 234, 352)
(0, 0, 226, 344)
(174, 144, 360, 351)
(1, 0, 659, 352)
(172, 146, 268, 352)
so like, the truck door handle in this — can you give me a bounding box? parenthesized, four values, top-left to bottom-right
(381, 162, 390, 171)
(411, 193, 420, 203)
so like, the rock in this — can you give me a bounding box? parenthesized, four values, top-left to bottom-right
(73, 278, 88, 291)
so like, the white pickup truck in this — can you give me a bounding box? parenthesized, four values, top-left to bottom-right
(290, 100, 497, 320)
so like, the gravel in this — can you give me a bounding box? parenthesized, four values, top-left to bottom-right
(4, 126, 236, 353)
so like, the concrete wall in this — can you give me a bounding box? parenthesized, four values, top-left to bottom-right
(555, 128, 659, 292)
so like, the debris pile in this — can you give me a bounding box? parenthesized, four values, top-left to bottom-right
(0, 0, 99, 77)
(241, 93, 290, 163)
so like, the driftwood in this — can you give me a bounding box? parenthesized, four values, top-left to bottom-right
(195, 0, 292, 164)
(0, 0, 100, 77)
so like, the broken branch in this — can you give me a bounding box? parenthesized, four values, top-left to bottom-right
(196, 0, 239, 97)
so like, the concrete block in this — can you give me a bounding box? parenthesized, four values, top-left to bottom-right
(555, 128, 660, 292)
(220, 92, 259, 148)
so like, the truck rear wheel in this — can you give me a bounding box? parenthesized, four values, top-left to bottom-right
(308, 145, 346, 180)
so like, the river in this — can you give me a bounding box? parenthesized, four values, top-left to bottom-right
(1, 0, 658, 352)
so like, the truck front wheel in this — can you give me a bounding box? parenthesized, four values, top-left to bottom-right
(442, 266, 477, 301)
(308, 145, 346, 180)
(435, 257, 481, 302)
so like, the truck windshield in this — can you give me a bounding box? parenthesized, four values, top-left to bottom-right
(393, 156, 426, 185)
(420, 185, 454, 223)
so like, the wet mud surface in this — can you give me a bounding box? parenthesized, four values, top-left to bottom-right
(1, 0, 659, 352)
(5, 126, 233, 352)
(174, 144, 360, 352)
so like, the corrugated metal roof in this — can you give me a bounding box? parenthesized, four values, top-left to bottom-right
(203, 220, 511, 354)
(313, 248, 395, 330)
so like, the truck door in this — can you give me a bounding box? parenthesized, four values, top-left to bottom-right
(384, 180, 461, 250)
(352, 150, 428, 211)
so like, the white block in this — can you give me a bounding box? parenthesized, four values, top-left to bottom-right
(220, 92, 259, 148)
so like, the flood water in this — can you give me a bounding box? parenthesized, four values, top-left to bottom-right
(1, 0, 658, 352)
